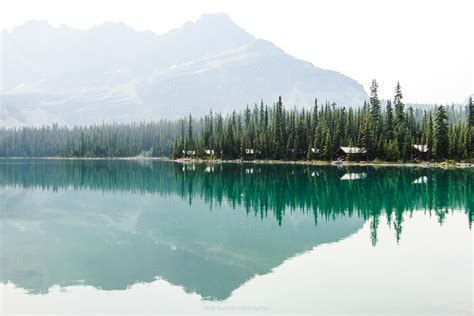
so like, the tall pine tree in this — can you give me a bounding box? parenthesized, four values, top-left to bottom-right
(434, 105, 448, 159)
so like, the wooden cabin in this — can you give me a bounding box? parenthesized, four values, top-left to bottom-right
(309, 147, 320, 158)
(181, 150, 196, 157)
(204, 149, 215, 155)
(412, 144, 429, 160)
(242, 148, 261, 159)
(336, 147, 367, 160)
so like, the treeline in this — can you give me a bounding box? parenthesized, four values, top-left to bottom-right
(1, 81, 473, 161)
(0, 121, 179, 158)
(173, 82, 474, 161)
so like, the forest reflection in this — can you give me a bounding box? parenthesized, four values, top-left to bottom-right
(0, 159, 472, 245)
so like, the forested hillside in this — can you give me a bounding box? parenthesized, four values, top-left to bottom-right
(1, 82, 473, 161)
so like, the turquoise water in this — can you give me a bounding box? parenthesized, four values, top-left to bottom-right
(0, 160, 472, 314)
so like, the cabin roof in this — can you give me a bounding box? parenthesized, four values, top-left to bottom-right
(413, 144, 429, 153)
(339, 146, 367, 154)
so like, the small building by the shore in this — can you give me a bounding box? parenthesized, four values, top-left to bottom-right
(412, 144, 429, 160)
(309, 147, 320, 158)
(336, 147, 367, 160)
(181, 150, 196, 157)
(204, 149, 215, 155)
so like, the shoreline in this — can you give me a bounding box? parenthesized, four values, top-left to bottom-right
(173, 158, 473, 169)
(1, 156, 472, 168)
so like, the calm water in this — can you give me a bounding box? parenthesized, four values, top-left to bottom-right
(0, 159, 472, 315)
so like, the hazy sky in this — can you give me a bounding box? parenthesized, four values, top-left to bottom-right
(1, 0, 472, 104)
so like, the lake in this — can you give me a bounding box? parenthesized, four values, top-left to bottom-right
(0, 159, 472, 315)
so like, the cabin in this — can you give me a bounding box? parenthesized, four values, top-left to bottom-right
(242, 148, 261, 160)
(412, 144, 429, 160)
(336, 147, 367, 160)
(308, 147, 320, 158)
(181, 150, 196, 157)
(204, 149, 215, 156)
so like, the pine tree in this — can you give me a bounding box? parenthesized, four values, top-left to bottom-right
(426, 113, 434, 159)
(186, 114, 194, 152)
(385, 99, 394, 141)
(273, 96, 285, 159)
(434, 105, 449, 159)
(322, 126, 333, 160)
(3, 93, 472, 162)
(358, 114, 373, 160)
(393, 82, 405, 150)
(369, 79, 382, 133)
(467, 96, 474, 127)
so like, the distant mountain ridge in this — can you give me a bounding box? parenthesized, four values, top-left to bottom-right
(1, 13, 368, 126)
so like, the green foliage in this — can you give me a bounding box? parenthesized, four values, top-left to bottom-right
(1, 83, 471, 162)
(467, 96, 474, 127)
(0, 121, 178, 158)
(1, 160, 471, 233)
(434, 105, 449, 159)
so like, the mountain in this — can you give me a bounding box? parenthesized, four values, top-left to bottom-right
(1, 13, 368, 127)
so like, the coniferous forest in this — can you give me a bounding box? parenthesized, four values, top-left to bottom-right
(1, 82, 473, 161)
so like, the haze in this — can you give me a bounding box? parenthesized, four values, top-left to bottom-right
(1, 0, 472, 104)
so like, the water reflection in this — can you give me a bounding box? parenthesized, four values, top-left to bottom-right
(1, 159, 471, 228)
(0, 159, 472, 301)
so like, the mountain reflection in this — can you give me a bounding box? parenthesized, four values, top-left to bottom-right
(0, 159, 472, 299)
(1, 160, 471, 228)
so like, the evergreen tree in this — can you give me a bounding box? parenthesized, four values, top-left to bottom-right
(385, 99, 394, 141)
(393, 82, 406, 150)
(426, 113, 434, 159)
(467, 96, 474, 127)
(273, 96, 285, 159)
(369, 79, 382, 134)
(1, 91, 471, 162)
(434, 105, 449, 159)
(186, 114, 194, 151)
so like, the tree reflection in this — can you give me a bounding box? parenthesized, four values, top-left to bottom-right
(0, 159, 472, 244)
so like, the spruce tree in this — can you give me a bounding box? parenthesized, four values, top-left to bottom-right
(467, 96, 474, 127)
(358, 114, 373, 160)
(369, 79, 382, 132)
(426, 113, 434, 159)
(273, 96, 285, 159)
(393, 82, 405, 150)
(434, 105, 449, 159)
(385, 99, 394, 141)
(186, 114, 194, 151)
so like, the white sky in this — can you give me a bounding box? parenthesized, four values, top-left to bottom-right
(1, 0, 472, 104)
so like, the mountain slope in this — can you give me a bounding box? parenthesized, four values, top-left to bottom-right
(1, 13, 368, 126)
